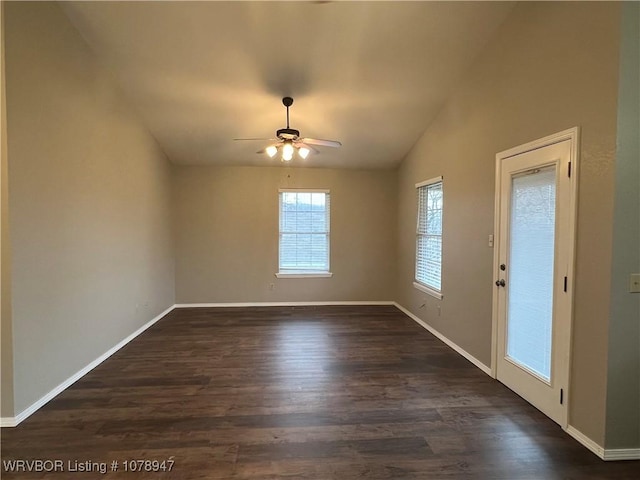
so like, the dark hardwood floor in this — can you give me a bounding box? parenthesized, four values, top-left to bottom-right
(1, 306, 638, 479)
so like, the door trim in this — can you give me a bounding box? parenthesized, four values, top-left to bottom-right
(490, 127, 580, 429)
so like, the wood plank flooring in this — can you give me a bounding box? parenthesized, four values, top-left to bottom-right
(1, 306, 638, 479)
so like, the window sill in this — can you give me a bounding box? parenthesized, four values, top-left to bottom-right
(413, 281, 443, 300)
(275, 272, 333, 279)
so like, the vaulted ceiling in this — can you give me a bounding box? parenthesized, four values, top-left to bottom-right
(61, 1, 515, 169)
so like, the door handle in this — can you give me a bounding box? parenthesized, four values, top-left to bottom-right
(495, 279, 506, 287)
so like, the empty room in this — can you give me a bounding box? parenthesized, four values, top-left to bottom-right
(1, 1, 639, 478)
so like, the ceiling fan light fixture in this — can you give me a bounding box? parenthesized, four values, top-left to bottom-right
(237, 97, 341, 163)
(266, 145, 278, 158)
(282, 141, 294, 161)
(298, 147, 310, 159)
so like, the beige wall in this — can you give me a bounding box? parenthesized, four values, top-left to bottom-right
(1, 1, 14, 419)
(606, 2, 640, 450)
(5, 2, 175, 415)
(174, 166, 396, 303)
(396, 1, 621, 445)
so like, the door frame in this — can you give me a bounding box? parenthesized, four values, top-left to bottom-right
(490, 127, 580, 429)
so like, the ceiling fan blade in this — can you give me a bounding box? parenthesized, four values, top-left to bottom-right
(294, 142, 320, 154)
(234, 137, 277, 141)
(300, 137, 342, 148)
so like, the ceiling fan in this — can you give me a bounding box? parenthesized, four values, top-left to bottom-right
(234, 97, 342, 162)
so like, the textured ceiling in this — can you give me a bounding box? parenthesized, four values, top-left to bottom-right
(61, 1, 514, 169)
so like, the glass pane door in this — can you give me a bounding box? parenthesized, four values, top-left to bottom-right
(506, 166, 556, 381)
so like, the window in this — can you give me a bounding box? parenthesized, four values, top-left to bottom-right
(277, 190, 331, 277)
(414, 177, 443, 298)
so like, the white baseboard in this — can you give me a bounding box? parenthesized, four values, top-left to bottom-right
(174, 301, 396, 308)
(565, 425, 640, 460)
(603, 448, 640, 461)
(0, 416, 17, 427)
(566, 425, 606, 458)
(393, 302, 492, 376)
(0, 304, 175, 428)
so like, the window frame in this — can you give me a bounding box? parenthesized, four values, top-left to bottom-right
(276, 188, 332, 278)
(414, 176, 444, 299)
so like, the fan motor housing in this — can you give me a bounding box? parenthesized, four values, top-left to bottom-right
(276, 128, 300, 140)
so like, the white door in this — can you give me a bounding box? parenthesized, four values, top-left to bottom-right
(493, 131, 577, 427)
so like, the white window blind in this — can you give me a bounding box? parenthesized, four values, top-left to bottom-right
(279, 190, 330, 272)
(506, 167, 556, 381)
(416, 179, 443, 292)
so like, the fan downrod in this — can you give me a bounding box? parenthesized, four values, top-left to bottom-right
(282, 97, 294, 128)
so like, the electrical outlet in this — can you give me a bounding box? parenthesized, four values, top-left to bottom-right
(630, 274, 640, 293)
